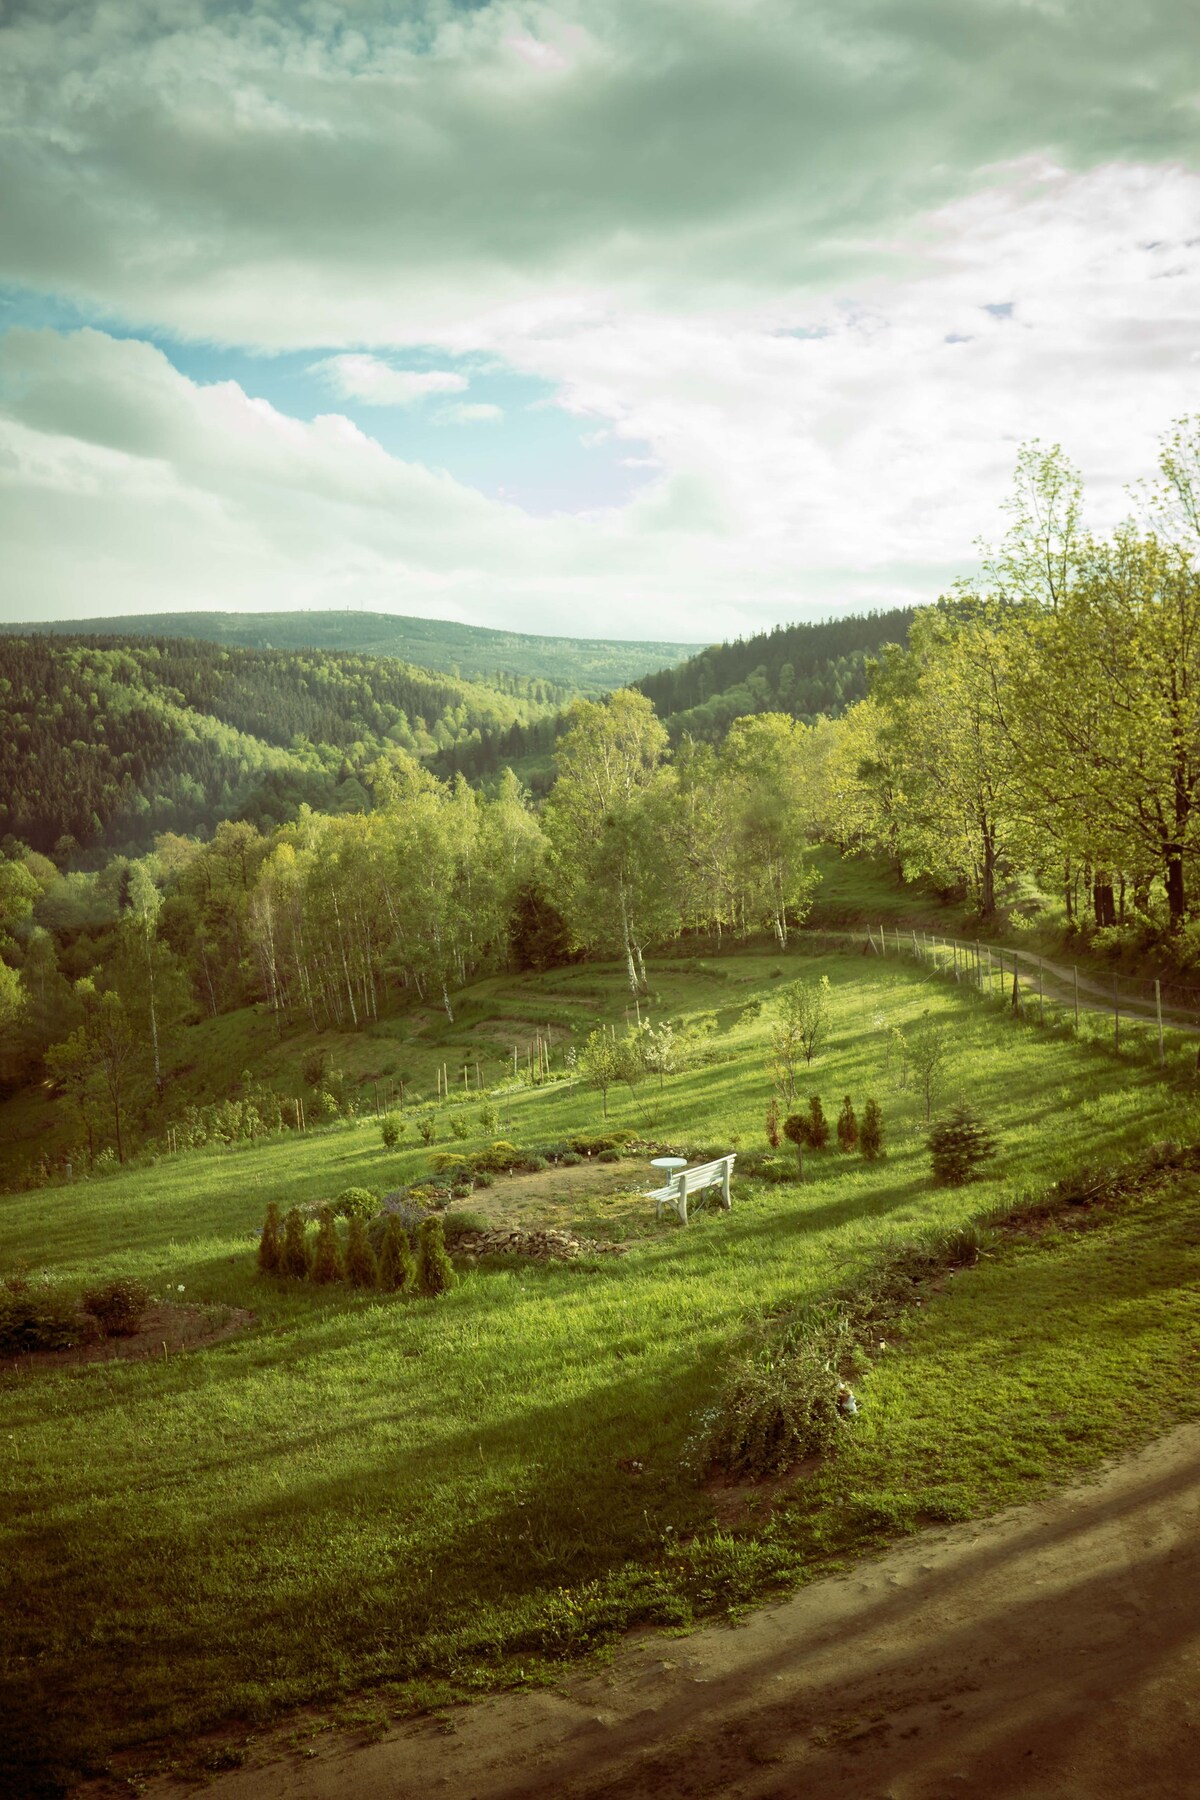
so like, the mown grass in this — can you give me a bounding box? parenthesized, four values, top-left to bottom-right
(2, 948, 1199, 1788)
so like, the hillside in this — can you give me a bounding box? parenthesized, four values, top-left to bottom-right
(0, 633, 562, 857)
(434, 606, 915, 785)
(5, 610, 701, 696)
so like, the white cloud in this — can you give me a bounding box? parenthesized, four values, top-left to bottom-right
(309, 356, 467, 405)
(441, 401, 503, 423)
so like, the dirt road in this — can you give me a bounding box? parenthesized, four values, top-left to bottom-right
(145, 1421, 1200, 1800)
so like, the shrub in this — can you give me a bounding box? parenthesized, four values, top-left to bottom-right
(478, 1102, 499, 1134)
(695, 1313, 854, 1479)
(0, 1283, 86, 1354)
(380, 1114, 403, 1151)
(417, 1116, 436, 1145)
(81, 1276, 151, 1337)
(377, 1216, 415, 1293)
(345, 1216, 378, 1290)
(765, 1097, 781, 1150)
(473, 1170, 496, 1189)
(333, 1187, 380, 1221)
(257, 1202, 282, 1275)
(280, 1208, 311, 1280)
(806, 1095, 830, 1150)
(449, 1114, 470, 1141)
(928, 1105, 998, 1186)
(429, 1152, 467, 1176)
(310, 1207, 344, 1285)
(416, 1216, 455, 1297)
(441, 1209, 491, 1242)
(860, 1097, 885, 1161)
(301, 1048, 329, 1089)
(836, 1096, 858, 1153)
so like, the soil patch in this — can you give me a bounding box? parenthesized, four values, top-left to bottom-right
(3, 1302, 253, 1373)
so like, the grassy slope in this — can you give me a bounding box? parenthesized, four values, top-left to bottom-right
(3, 948, 1200, 1781)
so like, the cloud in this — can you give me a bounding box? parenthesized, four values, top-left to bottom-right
(309, 356, 468, 405)
(441, 401, 503, 423)
(2, 0, 1199, 346)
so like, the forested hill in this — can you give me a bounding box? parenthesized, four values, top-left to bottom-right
(634, 608, 915, 741)
(6, 610, 700, 695)
(0, 634, 563, 858)
(434, 607, 915, 785)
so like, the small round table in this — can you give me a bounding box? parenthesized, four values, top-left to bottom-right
(650, 1156, 687, 1184)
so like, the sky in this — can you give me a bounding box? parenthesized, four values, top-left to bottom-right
(1, 1, 1199, 645)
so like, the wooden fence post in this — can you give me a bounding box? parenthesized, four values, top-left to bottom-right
(1156, 979, 1165, 1066)
(1038, 958, 1044, 1025)
(1011, 955, 1020, 1013)
(1073, 968, 1079, 1031)
(1113, 975, 1120, 1053)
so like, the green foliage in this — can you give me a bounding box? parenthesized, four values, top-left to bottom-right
(417, 1116, 436, 1145)
(256, 1202, 282, 1275)
(376, 1216, 415, 1293)
(81, 1276, 150, 1337)
(928, 1104, 998, 1185)
(302, 1049, 329, 1090)
(380, 1114, 403, 1151)
(344, 1216, 378, 1290)
(836, 1095, 858, 1153)
(416, 1216, 455, 1297)
(332, 1187, 379, 1221)
(695, 1312, 856, 1479)
(478, 1101, 499, 1135)
(310, 1208, 344, 1286)
(860, 1097, 885, 1161)
(0, 1280, 85, 1353)
(279, 1208, 310, 1280)
(765, 1097, 781, 1148)
(449, 1113, 470, 1140)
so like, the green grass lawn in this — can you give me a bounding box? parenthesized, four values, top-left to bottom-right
(3, 949, 1199, 1788)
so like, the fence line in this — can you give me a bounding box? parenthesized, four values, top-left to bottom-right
(850, 922, 1200, 1068)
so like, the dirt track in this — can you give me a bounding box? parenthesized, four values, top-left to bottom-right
(145, 1421, 1200, 1800)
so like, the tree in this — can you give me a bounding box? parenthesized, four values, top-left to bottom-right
(257, 1202, 283, 1275)
(542, 691, 679, 991)
(579, 1027, 622, 1118)
(378, 1216, 415, 1293)
(928, 1105, 997, 1184)
(836, 1096, 858, 1153)
(280, 1209, 311, 1279)
(311, 1207, 344, 1284)
(345, 1216, 378, 1289)
(773, 976, 831, 1092)
(718, 714, 819, 945)
(901, 1014, 950, 1122)
(860, 1098, 884, 1160)
(46, 980, 137, 1163)
(416, 1216, 455, 1296)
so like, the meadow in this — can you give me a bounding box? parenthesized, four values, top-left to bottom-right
(3, 946, 1199, 1786)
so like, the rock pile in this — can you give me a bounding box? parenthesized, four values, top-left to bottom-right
(453, 1227, 626, 1262)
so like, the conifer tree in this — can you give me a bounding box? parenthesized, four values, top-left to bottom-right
(280, 1207, 311, 1279)
(765, 1097, 781, 1149)
(257, 1201, 282, 1275)
(806, 1094, 830, 1150)
(928, 1104, 997, 1185)
(345, 1215, 378, 1289)
(416, 1216, 456, 1296)
(378, 1215, 416, 1293)
(311, 1205, 344, 1284)
(860, 1097, 885, 1161)
(836, 1096, 858, 1153)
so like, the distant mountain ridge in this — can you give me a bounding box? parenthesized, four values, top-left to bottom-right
(5, 609, 701, 695)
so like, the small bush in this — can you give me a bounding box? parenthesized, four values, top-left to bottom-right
(836, 1096, 858, 1153)
(377, 1216, 415, 1293)
(806, 1095, 830, 1150)
(345, 1216, 378, 1290)
(82, 1276, 151, 1337)
(478, 1102, 499, 1134)
(449, 1114, 470, 1141)
(0, 1283, 86, 1354)
(257, 1202, 282, 1274)
(333, 1186, 380, 1220)
(310, 1207, 344, 1285)
(301, 1048, 329, 1089)
(765, 1098, 781, 1150)
(441, 1209, 491, 1242)
(860, 1097, 885, 1161)
(695, 1314, 854, 1480)
(473, 1170, 496, 1189)
(429, 1152, 467, 1176)
(380, 1114, 403, 1151)
(416, 1217, 456, 1297)
(928, 1105, 998, 1186)
(280, 1208, 311, 1280)
(417, 1116, 436, 1145)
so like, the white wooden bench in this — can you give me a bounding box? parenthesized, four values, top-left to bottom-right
(649, 1154, 736, 1226)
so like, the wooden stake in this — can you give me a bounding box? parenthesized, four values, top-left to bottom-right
(1038, 958, 1044, 1025)
(1073, 968, 1079, 1031)
(1156, 979, 1165, 1066)
(1113, 974, 1120, 1053)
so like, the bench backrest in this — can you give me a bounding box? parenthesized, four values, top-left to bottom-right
(677, 1154, 735, 1192)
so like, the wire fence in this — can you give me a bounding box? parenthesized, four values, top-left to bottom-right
(848, 921, 1200, 1068)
